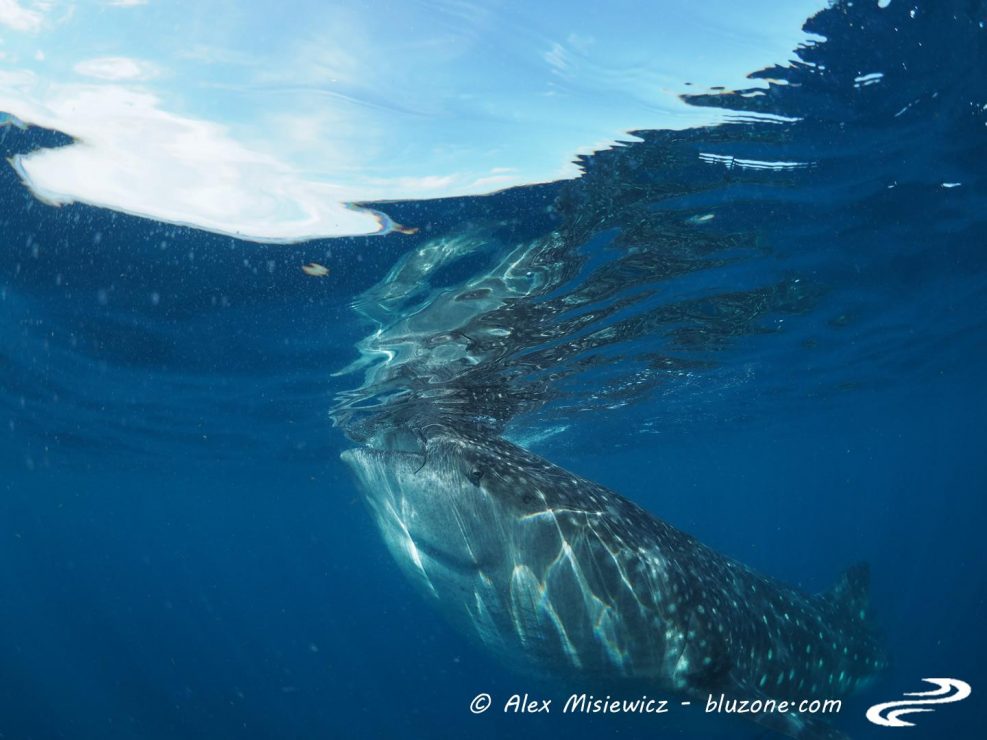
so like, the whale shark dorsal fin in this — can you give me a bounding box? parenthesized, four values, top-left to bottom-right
(824, 562, 871, 622)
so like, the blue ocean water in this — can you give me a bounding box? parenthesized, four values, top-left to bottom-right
(1, 2, 985, 739)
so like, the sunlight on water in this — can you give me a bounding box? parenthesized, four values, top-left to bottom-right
(0, 0, 824, 239)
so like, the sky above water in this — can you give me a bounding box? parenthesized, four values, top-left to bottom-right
(0, 0, 827, 241)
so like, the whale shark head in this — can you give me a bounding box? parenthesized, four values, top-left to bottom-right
(342, 428, 615, 662)
(340, 427, 603, 606)
(341, 431, 532, 591)
(341, 426, 620, 659)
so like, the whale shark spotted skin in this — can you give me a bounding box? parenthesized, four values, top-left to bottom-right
(341, 429, 886, 739)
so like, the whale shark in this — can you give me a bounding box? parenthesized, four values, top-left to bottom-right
(341, 427, 886, 739)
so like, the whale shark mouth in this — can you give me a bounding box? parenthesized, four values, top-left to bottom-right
(340, 445, 426, 474)
(342, 422, 428, 457)
(413, 538, 484, 575)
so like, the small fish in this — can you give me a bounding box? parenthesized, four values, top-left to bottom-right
(393, 223, 419, 235)
(302, 262, 329, 277)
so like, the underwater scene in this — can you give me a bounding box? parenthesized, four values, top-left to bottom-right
(1, 1, 985, 738)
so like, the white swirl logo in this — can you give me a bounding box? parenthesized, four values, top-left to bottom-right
(866, 678, 972, 727)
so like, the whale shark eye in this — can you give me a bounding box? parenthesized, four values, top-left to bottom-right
(467, 467, 485, 485)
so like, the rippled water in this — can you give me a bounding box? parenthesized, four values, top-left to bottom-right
(1, 1, 985, 739)
(333, 0, 985, 449)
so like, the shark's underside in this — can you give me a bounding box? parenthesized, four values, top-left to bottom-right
(342, 429, 886, 739)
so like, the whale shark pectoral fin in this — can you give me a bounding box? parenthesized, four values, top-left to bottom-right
(822, 561, 889, 675)
(823, 562, 871, 621)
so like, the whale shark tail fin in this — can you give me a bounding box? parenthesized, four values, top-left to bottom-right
(824, 562, 871, 623)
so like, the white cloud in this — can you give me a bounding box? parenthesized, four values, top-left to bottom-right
(105, 0, 148, 7)
(379, 174, 457, 191)
(74, 56, 156, 80)
(470, 172, 517, 190)
(0, 82, 385, 241)
(543, 42, 571, 73)
(0, 0, 45, 32)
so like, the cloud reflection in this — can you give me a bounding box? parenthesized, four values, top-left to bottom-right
(0, 0, 825, 241)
